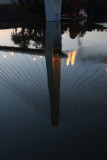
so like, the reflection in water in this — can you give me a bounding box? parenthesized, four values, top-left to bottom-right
(32, 57, 36, 62)
(10, 51, 14, 56)
(11, 26, 45, 49)
(45, 22, 62, 126)
(0, 20, 104, 50)
(3, 54, 7, 59)
(0, 21, 107, 127)
(66, 50, 78, 66)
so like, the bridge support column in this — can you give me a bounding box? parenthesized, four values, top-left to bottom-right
(44, 0, 62, 21)
(45, 22, 61, 126)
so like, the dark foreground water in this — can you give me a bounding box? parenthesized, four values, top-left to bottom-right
(0, 21, 107, 160)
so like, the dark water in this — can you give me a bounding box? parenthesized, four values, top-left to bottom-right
(0, 21, 107, 160)
(0, 0, 18, 4)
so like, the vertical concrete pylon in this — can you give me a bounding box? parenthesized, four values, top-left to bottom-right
(45, 22, 61, 126)
(44, 0, 62, 21)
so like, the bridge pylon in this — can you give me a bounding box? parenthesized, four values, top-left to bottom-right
(45, 22, 61, 126)
(44, 0, 62, 21)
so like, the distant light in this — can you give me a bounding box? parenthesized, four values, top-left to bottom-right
(10, 51, 14, 56)
(40, 56, 42, 59)
(3, 54, 6, 59)
(71, 50, 78, 66)
(67, 62, 69, 66)
(57, 53, 58, 55)
(66, 50, 78, 66)
(33, 58, 36, 62)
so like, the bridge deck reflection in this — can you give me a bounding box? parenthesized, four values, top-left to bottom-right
(0, 22, 107, 126)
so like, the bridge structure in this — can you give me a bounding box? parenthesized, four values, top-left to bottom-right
(0, 22, 107, 126)
(44, 0, 81, 21)
(0, 0, 81, 22)
(44, 0, 62, 21)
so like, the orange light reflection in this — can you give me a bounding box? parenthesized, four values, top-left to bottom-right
(66, 50, 78, 66)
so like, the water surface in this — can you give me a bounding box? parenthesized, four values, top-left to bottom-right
(0, 21, 107, 160)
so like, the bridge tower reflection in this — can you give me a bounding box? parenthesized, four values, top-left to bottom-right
(45, 22, 62, 126)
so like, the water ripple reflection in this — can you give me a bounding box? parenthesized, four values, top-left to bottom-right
(0, 21, 107, 127)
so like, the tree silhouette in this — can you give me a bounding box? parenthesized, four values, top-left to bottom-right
(11, 26, 45, 49)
